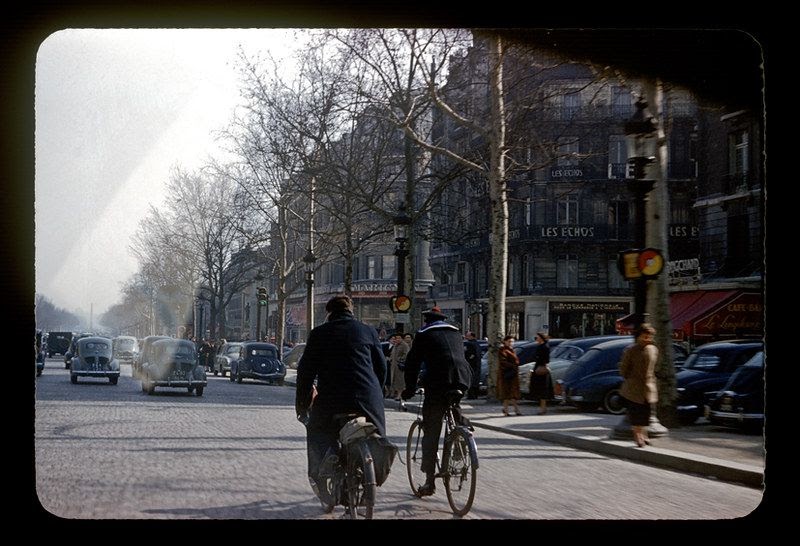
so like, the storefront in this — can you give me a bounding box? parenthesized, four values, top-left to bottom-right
(548, 301, 631, 339)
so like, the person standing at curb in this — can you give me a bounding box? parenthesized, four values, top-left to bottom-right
(529, 332, 554, 415)
(619, 323, 659, 448)
(497, 335, 522, 416)
(464, 331, 482, 400)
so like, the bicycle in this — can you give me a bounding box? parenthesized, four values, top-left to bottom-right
(405, 388, 479, 517)
(308, 413, 379, 519)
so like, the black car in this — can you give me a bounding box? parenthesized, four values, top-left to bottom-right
(562, 337, 689, 414)
(141, 338, 207, 396)
(64, 333, 93, 369)
(230, 342, 286, 385)
(47, 331, 73, 358)
(36, 330, 46, 377)
(69, 336, 120, 385)
(675, 340, 763, 424)
(705, 351, 764, 432)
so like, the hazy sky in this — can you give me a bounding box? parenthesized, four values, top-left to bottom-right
(35, 28, 300, 318)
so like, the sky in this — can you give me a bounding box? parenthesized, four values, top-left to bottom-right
(34, 28, 301, 319)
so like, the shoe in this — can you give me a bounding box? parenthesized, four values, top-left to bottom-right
(417, 482, 436, 497)
(502, 410, 510, 417)
(515, 410, 522, 415)
(643, 439, 651, 446)
(635, 440, 646, 448)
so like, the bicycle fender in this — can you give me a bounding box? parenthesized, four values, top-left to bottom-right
(459, 426, 480, 470)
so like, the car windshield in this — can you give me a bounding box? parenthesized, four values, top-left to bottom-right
(85, 342, 109, 350)
(682, 351, 722, 371)
(742, 351, 764, 368)
(117, 339, 136, 349)
(551, 345, 584, 361)
(226, 345, 241, 355)
(169, 346, 194, 358)
(251, 348, 277, 358)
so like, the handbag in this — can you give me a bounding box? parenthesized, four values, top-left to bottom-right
(534, 365, 549, 376)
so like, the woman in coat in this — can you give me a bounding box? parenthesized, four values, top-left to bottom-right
(619, 323, 659, 448)
(529, 332, 554, 415)
(497, 335, 521, 416)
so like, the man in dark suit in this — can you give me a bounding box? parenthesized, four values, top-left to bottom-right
(295, 295, 387, 500)
(464, 331, 482, 399)
(402, 307, 472, 497)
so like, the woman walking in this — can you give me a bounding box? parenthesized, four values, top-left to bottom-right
(497, 335, 521, 416)
(529, 332, 554, 415)
(619, 323, 659, 448)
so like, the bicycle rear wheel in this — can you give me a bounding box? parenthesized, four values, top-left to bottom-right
(345, 440, 376, 519)
(443, 427, 477, 517)
(405, 419, 427, 496)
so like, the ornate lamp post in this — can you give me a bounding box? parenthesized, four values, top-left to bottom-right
(254, 271, 265, 341)
(393, 202, 412, 334)
(303, 248, 317, 338)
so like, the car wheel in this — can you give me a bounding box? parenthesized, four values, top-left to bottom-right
(109, 377, 118, 385)
(36, 369, 43, 377)
(222, 370, 227, 377)
(195, 386, 204, 397)
(574, 402, 596, 412)
(603, 388, 626, 415)
(229, 373, 235, 383)
(213, 370, 218, 376)
(70, 374, 77, 384)
(276, 379, 285, 386)
(187, 387, 195, 393)
(678, 413, 698, 426)
(236, 372, 243, 384)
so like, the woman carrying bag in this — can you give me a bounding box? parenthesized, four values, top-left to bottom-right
(529, 332, 554, 415)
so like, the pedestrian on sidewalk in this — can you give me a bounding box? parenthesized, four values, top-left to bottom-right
(388, 333, 409, 406)
(619, 323, 659, 448)
(529, 332, 554, 415)
(464, 331, 482, 399)
(497, 335, 522, 416)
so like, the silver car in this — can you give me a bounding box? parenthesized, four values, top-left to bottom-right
(213, 342, 243, 377)
(69, 337, 120, 385)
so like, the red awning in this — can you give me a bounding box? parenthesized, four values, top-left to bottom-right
(615, 290, 753, 340)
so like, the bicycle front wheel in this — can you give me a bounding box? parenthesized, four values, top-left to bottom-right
(443, 427, 477, 517)
(405, 419, 427, 497)
(345, 440, 376, 519)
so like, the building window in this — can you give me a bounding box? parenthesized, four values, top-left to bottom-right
(508, 259, 515, 292)
(367, 256, 376, 279)
(563, 89, 581, 119)
(557, 195, 579, 225)
(608, 260, 627, 289)
(456, 262, 466, 284)
(557, 255, 578, 288)
(611, 86, 632, 118)
(557, 137, 580, 166)
(381, 255, 395, 280)
(608, 200, 630, 240)
(525, 197, 532, 226)
(608, 135, 627, 179)
(729, 129, 749, 179)
(671, 200, 689, 224)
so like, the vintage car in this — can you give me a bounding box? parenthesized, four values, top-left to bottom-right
(230, 341, 286, 385)
(132, 335, 170, 379)
(47, 331, 73, 358)
(141, 338, 207, 396)
(112, 335, 139, 366)
(213, 341, 243, 376)
(282, 342, 306, 370)
(705, 350, 764, 432)
(64, 333, 93, 369)
(69, 336, 120, 385)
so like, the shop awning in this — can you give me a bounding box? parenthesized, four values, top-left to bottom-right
(615, 290, 759, 341)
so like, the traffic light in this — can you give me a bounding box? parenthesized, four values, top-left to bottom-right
(257, 286, 268, 306)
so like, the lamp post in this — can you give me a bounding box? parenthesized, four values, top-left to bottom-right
(393, 202, 411, 334)
(254, 271, 264, 341)
(612, 96, 667, 440)
(303, 248, 316, 339)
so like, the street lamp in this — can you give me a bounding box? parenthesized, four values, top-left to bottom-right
(393, 202, 412, 334)
(254, 271, 264, 341)
(624, 97, 658, 328)
(303, 248, 317, 338)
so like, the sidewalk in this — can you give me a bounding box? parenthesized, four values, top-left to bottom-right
(285, 370, 765, 489)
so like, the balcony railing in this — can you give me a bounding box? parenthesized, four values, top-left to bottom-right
(723, 172, 754, 194)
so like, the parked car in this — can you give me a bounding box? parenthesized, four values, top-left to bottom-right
(133, 335, 170, 379)
(561, 337, 689, 414)
(705, 351, 764, 432)
(112, 335, 139, 366)
(230, 341, 286, 385)
(47, 331, 73, 358)
(213, 341, 243, 376)
(69, 336, 120, 385)
(675, 340, 763, 424)
(282, 342, 306, 370)
(141, 338, 207, 396)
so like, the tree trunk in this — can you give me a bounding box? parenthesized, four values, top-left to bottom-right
(643, 79, 678, 427)
(486, 35, 508, 401)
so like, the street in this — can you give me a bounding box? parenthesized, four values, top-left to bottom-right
(34, 358, 762, 520)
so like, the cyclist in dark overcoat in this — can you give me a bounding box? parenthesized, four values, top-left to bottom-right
(402, 307, 472, 497)
(295, 295, 387, 495)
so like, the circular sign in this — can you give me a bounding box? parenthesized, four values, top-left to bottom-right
(393, 295, 412, 312)
(638, 248, 665, 277)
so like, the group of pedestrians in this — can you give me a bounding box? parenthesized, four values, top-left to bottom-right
(293, 294, 659, 513)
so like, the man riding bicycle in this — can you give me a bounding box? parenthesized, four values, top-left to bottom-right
(401, 307, 472, 497)
(295, 295, 388, 504)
